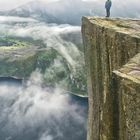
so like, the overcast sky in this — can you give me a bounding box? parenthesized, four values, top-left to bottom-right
(0, 0, 61, 10)
(0, 0, 140, 19)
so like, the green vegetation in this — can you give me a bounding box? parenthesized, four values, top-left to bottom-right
(0, 37, 29, 49)
(37, 49, 57, 72)
(0, 36, 87, 95)
(0, 36, 46, 50)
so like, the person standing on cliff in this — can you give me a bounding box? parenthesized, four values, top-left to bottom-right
(105, 0, 112, 17)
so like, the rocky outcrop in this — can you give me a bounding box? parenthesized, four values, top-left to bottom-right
(82, 17, 140, 140)
(0, 40, 56, 79)
(113, 53, 140, 140)
(0, 37, 87, 95)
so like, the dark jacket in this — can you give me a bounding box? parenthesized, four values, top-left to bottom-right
(105, 0, 112, 10)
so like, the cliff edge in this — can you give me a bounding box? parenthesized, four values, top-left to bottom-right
(82, 17, 140, 140)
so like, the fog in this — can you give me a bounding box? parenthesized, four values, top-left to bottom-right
(43, 0, 140, 18)
(43, 0, 140, 24)
(0, 71, 87, 140)
(0, 6, 89, 137)
(0, 17, 85, 90)
(0, 0, 140, 25)
(0, 0, 139, 139)
(45, 0, 137, 19)
(0, 0, 140, 18)
(0, 16, 37, 23)
(0, 17, 87, 139)
(0, 18, 82, 67)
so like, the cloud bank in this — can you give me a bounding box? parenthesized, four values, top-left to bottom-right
(0, 71, 87, 140)
(1, 0, 140, 25)
(38, 0, 140, 19)
(0, 14, 88, 139)
(0, 0, 139, 139)
(0, 17, 86, 90)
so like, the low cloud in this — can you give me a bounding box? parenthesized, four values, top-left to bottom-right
(0, 18, 84, 81)
(1, 0, 140, 25)
(40, 0, 140, 22)
(0, 16, 37, 23)
(0, 16, 87, 140)
(0, 71, 87, 140)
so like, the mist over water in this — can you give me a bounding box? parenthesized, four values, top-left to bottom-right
(0, 14, 88, 140)
(0, 13, 88, 139)
(0, 18, 83, 69)
(0, 71, 88, 140)
(0, 0, 139, 139)
(0, 17, 86, 90)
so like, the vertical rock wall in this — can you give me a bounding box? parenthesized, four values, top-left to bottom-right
(113, 53, 140, 140)
(82, 17, 140, 140)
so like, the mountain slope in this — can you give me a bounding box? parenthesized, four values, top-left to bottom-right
(0, 0, 95, 25)
(1, 1, 61, 24)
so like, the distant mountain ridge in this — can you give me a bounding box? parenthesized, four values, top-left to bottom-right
(0, 1, 61, 24)
(0, 0, 94, 25)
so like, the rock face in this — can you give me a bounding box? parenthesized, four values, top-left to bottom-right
(113, 53, 140, 140)
(0, 41, 55, 79)
(82, 17, 140, 140)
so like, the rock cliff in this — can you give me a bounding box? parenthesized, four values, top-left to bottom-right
(82, 17, 140, 140)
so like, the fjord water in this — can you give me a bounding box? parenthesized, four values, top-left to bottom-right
(0, 16, 88, 140)
(0, 74, 88, 140)
(1, 0, 140, 140)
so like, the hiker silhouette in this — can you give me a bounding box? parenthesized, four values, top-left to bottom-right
(105, 0, 112, 17)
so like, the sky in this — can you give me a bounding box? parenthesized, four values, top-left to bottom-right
(0, 4, 88, 139)
(0, 0, 60, 10)
(0, 0, 140, 16)
(0, 0, 31, 10)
